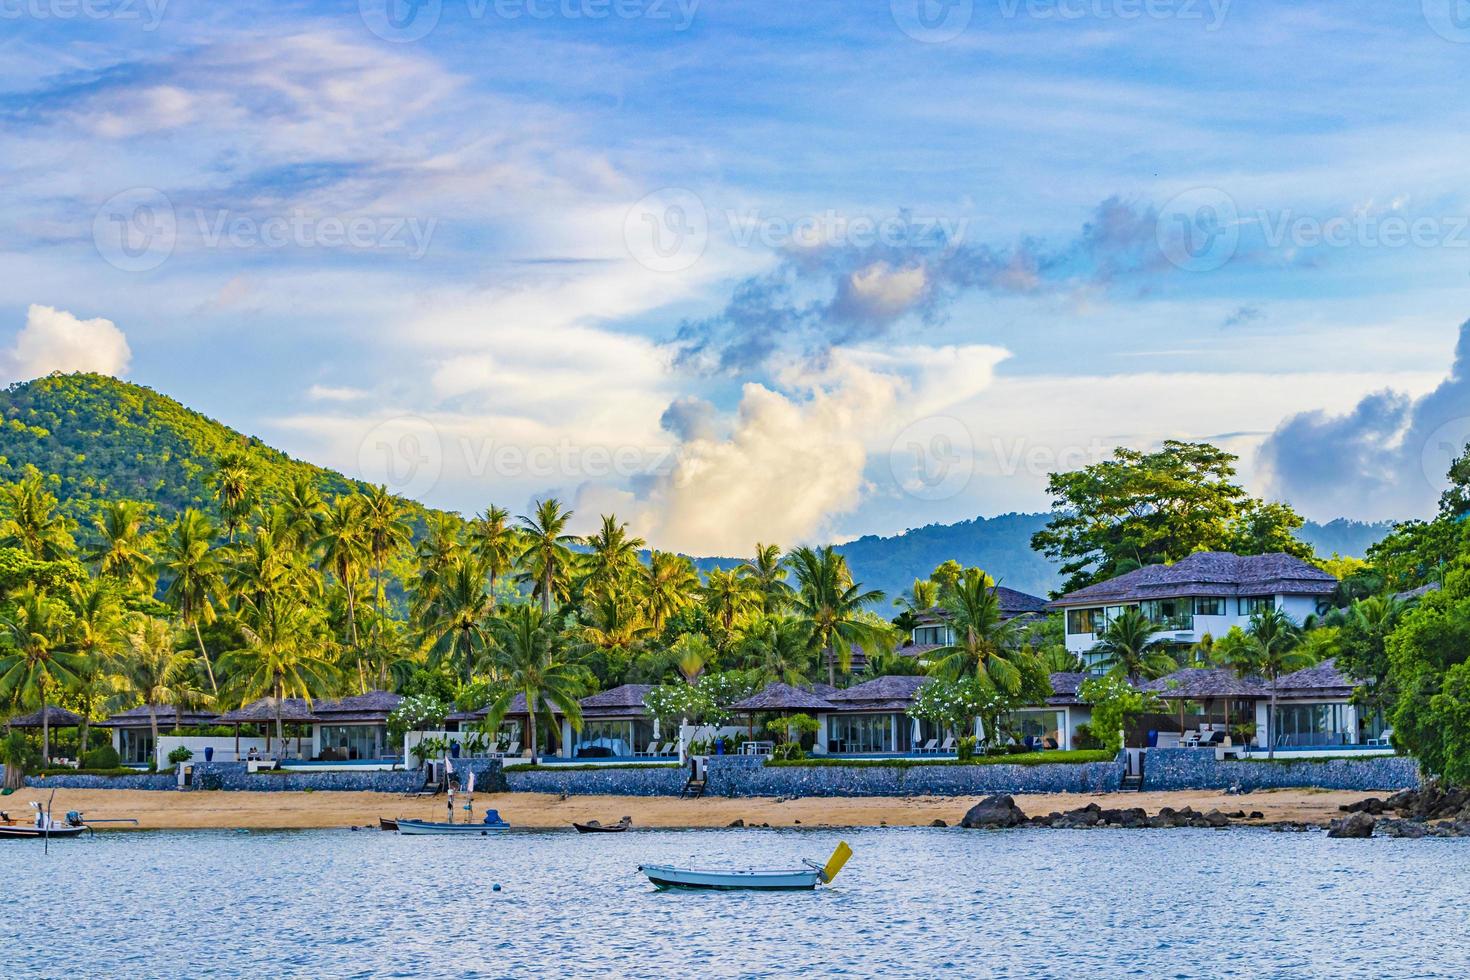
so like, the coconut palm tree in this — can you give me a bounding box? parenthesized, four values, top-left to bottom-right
(702, 567, 758, 641)
(411, 511, 466, 619)
(212, 451, 256, 542)
(219, 596, 338, 750)
(316, 495, 370, 657)
(0, 472, 76, 561)
(90, 500, 154, 593)
(483, 604, 585, 762)
(362, 485, 413, 673)
(63, 579, 125, 760)
(582, 515, 645, 599)
(927, 568, 1029, 693)
(115, 616, 194, 756)
(1241, 606, 1313, 760)
(640, 551, 698, 634)
(469, 505, 518, 606)
(419, 557, 495, 684)
(580, 592, 650, 667)
(156, 509, 224, 693)
(786, 545, 890, 686)
(738, 615, 813, 687)
(517, 499, 579, 615)
(1092, 607, 1178, 680)
(280, 473, 327, 552)
(738, 543, 792, 614)
(0, 585, 80, 764)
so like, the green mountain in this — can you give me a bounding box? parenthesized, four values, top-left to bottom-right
(0, 373, 1397, 597)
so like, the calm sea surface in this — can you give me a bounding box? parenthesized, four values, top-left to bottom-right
(5, 825, 1467, 978)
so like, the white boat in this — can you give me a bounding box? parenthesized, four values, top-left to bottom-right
(393, 809, 511, 836)
(639, 841, 852, 891)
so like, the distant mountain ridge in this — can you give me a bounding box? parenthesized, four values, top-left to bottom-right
(0, 374, 1396, 599)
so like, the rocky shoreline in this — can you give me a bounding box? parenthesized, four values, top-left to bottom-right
(958, 787, 1470, 837)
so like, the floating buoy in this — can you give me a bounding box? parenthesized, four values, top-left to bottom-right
(492, 884, 502, 892)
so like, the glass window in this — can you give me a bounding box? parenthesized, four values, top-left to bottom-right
(911, 625, 952, 645)
(573, 720, 636, 757)
(827, 713, 895, 754)
(1239, 596, 1274, 616)
(118, 728, 154, 765)
(1194, 597, 1225, 616)
(1066, 608, 1103, 634)
(1272, 703, 1353, 747)
(1008, 710, 1063, 746)
(1140, 600, 1192, 631)
(320, 724, 386, 761)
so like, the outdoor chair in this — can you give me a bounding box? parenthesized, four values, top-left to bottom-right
(637, 740, 659, 757)
(658, 742, 675, 755)
(937, 736, 956, 754)
(1180, 730, 1200, 748)
(1368, 728, 1394, 746)
(917, 738, 938, 754)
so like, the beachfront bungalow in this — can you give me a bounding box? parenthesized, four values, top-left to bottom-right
(1049, 552, 1338, 668)
(558, 684, 661, 759)
(309, 691, 401, 761)
(99, 705, 221, 765)
(1271, 658, 1386, 748)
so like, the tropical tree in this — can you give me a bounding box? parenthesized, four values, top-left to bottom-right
(156, 509, 224, 693)
(90, 500, 154, 593)
(280, 473, 328, 551)
(582, 514, 645, 599)
(362, 485, 413, 659)
(63, 579, 125, 760)
(518, 499, 579, 615)
(894, 578, 940, 617)
(640, 551, 699, 634)
(115, 616, 194, 756)
(468, 505, 518, 605)
(787, 545, 890, 686)
(702, 567, 758, 641)
(213, 451, 256, 541)
(0, 472, 76, 561)
(1235, 606, 1312, 759)
(1092, 607, 1178, 680)
(0, 585, 79, 763)
(483, 604, 585, 762)
(927, 568, 1030, 694)
(411, 511, 466, 619)
(419, 557, 495, 685)
(316, 495, 370, 654)
(219, 596, 338, 749)
(671, 632, 714, 686)
(738, 543, 792, 614)
(738, 615, 813, 687)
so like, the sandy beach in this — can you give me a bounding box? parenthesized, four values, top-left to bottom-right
(8, 787, 1376, 831)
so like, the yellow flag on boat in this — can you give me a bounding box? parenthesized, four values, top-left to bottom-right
(821, 841, 853, 883)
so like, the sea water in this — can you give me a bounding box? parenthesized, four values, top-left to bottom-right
(5, 826, 1466, 978)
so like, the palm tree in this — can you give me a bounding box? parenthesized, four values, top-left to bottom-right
(411, 511, 466, 619)
(640, 551, 698, 633)
(787, 545, 890, 686)
(316, 495, 369, 658)
(90, 500, 154, 593)
(115, 617, 194, 756)
(0, 472, 76, 561)
(63, 579, 125, 760)
(225, 507, 317, 613)
(582, 515, 645, 599)
(1241, 606, 1313, 760)
(580, 592, 650, 665)
(738, 543, 792, 614)
(483, 604, 585, 762)
(0, 585, 79, 763)
(927, 568, 1029, 693)
(362, 485, 413, 672)
(702, 567, 758, 640)
(219, 597, 338, 750)
(213, 451, 256, 541)
(280, 474, 327, 551)
(739, 615, 813, 687)
(517, 499, 578, 615)
(1092, 607, 1178, 680)
(419, 557, 495, 684)
(156, 509, 224, 693)
(671, 632, 713, 686)
(468, 505, 517, 606)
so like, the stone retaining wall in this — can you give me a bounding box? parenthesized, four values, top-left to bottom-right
(24, 772, 178, 791)
(26, 761, 508, 794)
(1142, 749, 1421, 792)
(503, 764, 687, 797)
(706, 755, 1125, 797)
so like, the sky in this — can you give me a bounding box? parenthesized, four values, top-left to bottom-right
(4, 1, 1470, 555)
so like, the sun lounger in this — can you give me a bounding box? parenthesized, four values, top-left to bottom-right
(917, 738, 938, 754)
(937, 736, 956, 754)
(636, 740, 659, 757)
(658, 742, 675, 756)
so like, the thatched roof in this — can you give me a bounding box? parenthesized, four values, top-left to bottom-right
(98, 705, 220, 728)
(580, 684, 653, 718)
(1142, 668, 1270, 699)
(216, 697, 320, 724)
(6, 706, 84, 728)
(311, 691, 402, 724)
(1051, 552, 1336, 607)
(1275, 658, 1355, 698)
(728, 683, 836, 713)
(825, 675, 930, 710)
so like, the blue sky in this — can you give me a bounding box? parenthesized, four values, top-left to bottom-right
(4, 1, 1470, 553)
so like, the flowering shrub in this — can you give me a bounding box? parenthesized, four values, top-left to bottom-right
(388, 694, 448, 741)
(1079, 675, 1162, 754)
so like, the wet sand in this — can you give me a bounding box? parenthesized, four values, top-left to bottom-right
(12, 786, 1374, 830)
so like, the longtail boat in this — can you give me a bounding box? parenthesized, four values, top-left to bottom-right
(639, 841, 851, 891)
(573, 816, 632, 834)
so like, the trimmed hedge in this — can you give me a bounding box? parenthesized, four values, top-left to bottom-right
(765, 750, 1113, 769)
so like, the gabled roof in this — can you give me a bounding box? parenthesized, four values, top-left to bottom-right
(1045, 672, 1088, 706)
(311, 691, 402, 724)
(1275, 658, 1355, 697)
(447, 692, 530, 723)
(99, 705, 220, 728)
(729, 682, 836, 713)
(1142, 668, 1270, 699)
(581, 684, 654, 718)
(826, 675, 930, 710)
(1050, 552, 1336, 607)
(217, 698, 319, 724)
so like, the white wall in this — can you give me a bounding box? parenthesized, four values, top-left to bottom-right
(155, 735, 273, 767)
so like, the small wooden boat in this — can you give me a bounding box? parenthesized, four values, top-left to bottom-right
(394, 809, 510, 836)
(0, 805, 89, 840)
(379, 817, 399, 832)
(639, 841, 851, 891)
(573, 816, 631, 834)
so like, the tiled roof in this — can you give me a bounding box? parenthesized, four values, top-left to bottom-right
(827, 675, 930, 708)
(1045, 672, 1088, 705)
(581, 684, 654, 718)
(447, 693, 533, 723)
(1142, 668, 1270, 699)
(216, 697, 320, 724)
(1050, 552, 1337, 607)
(99, 705, 220, 728)
(729, 682, 837, 712)
(309, 691, 401, 724)
(1275, 658, 1355, 697)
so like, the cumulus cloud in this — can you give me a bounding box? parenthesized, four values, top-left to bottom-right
(1259, 318, 1470, 521)
(671, 196, 1172, 373)
(4, 305, 131, 380)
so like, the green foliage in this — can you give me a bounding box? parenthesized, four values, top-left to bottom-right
(167, 745, 194, 764)
(82, 744, 120, 769)
(1080, 675, 1162, 754)
(956, 735, 977, 761)
(764, 750, 1113, 768)
(388, 694, 448, 741)
(770, 742, 805, 761)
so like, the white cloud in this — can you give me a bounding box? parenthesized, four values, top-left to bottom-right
(307, 384, 369, 403)
(4, 305, 131, 380)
